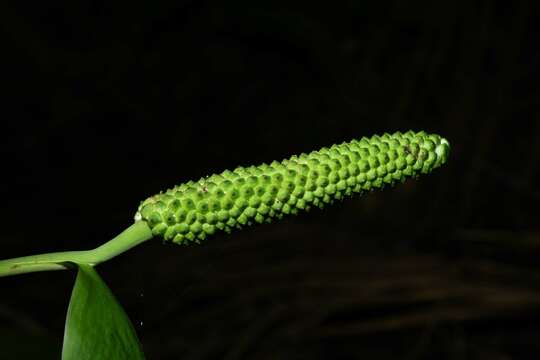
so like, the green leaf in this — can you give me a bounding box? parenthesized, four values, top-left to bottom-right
(62, 264, 145, 360)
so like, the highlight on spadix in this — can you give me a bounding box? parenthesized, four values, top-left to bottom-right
(135, 130, 450, 245)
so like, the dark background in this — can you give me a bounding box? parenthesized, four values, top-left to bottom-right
(1, 0, 540, 359)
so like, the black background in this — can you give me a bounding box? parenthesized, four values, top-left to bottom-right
(1, 0, 540, 359)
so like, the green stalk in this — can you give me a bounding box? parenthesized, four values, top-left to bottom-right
(0, 221, 153, 277)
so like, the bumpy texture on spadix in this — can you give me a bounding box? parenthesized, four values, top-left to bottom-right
(136, 131, 450, 245)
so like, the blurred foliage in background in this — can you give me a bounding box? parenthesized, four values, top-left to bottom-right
(1, 0, 540, 358)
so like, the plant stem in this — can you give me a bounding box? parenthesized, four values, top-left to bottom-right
(0, 221, 153, 277)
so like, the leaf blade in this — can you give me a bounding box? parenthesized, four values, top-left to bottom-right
(62, 264, 145, 360)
